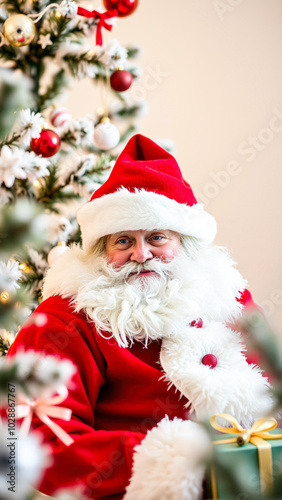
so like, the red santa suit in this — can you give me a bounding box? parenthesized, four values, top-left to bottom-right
(8, 291, 258, 500)
(9, 295, 188, 499)
(8, 135, 272, 500)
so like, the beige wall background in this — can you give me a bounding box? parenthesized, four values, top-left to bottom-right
(66, 0, 282, 333)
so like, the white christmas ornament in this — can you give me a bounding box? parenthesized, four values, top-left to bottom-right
(50, 107, 72, 128)
(47, 242, 69, 266)
(93, 121, 120, 150)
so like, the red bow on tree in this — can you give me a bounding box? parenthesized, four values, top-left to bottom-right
(77, 7, 118, 46)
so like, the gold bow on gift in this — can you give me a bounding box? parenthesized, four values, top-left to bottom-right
(210, 413, 282, 495)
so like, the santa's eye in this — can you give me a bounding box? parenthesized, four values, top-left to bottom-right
(149, 234, 167, 243)
(116, 238, 130, 245)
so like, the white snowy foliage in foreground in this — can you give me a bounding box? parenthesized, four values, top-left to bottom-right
(0, 260, 22, 293)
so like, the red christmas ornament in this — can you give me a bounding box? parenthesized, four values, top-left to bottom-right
(110, 69, 133, 91)
(31, 129, 61, 158)
(202, 354, 218, 368)
(190, 318, 203, 328)
(103, 0, 139, 17)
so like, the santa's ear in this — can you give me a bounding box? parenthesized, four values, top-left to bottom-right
(124, 417, 211, 500)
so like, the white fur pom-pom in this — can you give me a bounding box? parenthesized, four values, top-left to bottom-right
(124, 417, 211, 500)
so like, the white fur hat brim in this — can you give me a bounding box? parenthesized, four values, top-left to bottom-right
(77, 188, 217, 252)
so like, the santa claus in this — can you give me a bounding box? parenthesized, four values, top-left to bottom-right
(8, 134, 272, 499)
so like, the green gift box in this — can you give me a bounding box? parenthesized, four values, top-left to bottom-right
(206, 416, 282, 500)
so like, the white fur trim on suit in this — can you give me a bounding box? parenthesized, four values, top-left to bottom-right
(160, 321, 273, 428)
(76, 188, 217, 252)
(124, 417, 211, 500)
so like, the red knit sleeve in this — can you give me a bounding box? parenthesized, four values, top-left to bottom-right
(8, 305, 145, 500)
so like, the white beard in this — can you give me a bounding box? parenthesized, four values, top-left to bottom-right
(42, 240, 247, 347)
(74, 249, 195, 348)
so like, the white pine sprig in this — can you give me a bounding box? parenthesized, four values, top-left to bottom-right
(0, 350, 77, 400)
(57, 0, 78, 19)
(96, 39, 128, 70)
(12, 109, 45, 147)
(28, 248, 48, 275)
(24, 151, 50, 183)
(59, 116, 95, 147)
(47, 213, 73, 245)
(74, 153, 97, 177)
(0, 260, 22, 294)
(0, 145, 50, 188)
(0, 145, 28, 188)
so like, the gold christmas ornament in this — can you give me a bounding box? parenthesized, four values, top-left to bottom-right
(3, 14, 36, 47)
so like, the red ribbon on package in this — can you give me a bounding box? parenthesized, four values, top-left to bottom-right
(16, 385, 74, 447)
(77, 7, 117, 46)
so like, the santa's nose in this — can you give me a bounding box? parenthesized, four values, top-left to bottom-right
(130, 241, 153, 263)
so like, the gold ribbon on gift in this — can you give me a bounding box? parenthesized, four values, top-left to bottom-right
(15, 385, 74, 447)
(210, 413, 282, 497)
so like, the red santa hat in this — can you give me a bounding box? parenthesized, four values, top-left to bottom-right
(77, 134, 217, 252)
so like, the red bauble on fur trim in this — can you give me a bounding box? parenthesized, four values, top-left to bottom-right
(190, 318, 203, 328)
(202, 354, 218, 368)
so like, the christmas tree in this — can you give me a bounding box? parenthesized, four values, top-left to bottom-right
(0, 0, 142, 352)
(0, 3, 142, 497)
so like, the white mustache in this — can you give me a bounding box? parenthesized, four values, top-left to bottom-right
(106, 257, 178, 281)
